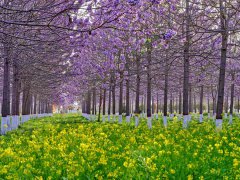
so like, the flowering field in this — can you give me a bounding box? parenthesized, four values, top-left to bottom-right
(0, 114, 239, 179)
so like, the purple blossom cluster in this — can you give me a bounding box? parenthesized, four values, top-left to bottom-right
(127, 0, 140, 5)
(163, 29, 176, 40)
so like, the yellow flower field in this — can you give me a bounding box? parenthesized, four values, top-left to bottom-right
(0, 114, 239, 179)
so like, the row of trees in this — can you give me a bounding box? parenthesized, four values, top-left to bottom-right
(0, 0, 78, 116)
(72, 0, 240, 128)
(1, 0, 240, 130)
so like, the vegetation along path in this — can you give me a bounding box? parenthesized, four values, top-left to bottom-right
(0, 114, 239, 179)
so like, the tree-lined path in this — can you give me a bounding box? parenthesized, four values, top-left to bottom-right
(0, 0, 240, 179)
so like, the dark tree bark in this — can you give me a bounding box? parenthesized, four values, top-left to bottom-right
(102, 89, 106, 115)
(86, 91, 91, 114)
(199, 85, 204, 114)
(159, 97, 162, 113)
(22, 85, 31, 115)
(135, 54, 140, 114)
(146, 43, 152, 117)
(163, 66, 169, 116)
(230, 74, 235, 115)
(213, 97, 216, 115)
(11, 60, 20, 116)
(108, 86, 111, 115)
(157, 94, 159, 113)
(98, 89, 102, 122)
(81, 97, 86, 113)
(144, 96, 146, 113)
(125, 80, 130, 116)
(119, 72, 123, 115)
(179, 91, 182, 114)
(194, 93, 197, 113)
(225, 94, 229, 113)
(183, 0, 190, 116)
(33, 94, 37, 114)
(189, 85, 193, 113)
(2, 38, 11, 117)
(112, 74, 116, 115)
(216, 0, 228, 120)
(38, 100, 41, 114)
(170, 94, 173, 114)
(152, 96, 154, 114)
(92, 88, 96, 115)
(125, 63, 130, 116)
(238, 96, 239, 113)
(112, 87, 116, 115)
(132, 98, 134, 114)
(207, 96, 210, 114)
(175, 97, 178, 113)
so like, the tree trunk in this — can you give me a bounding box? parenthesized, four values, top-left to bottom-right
(216, 0, 228, 120)
(94, 94, 97, 115)
(38, 100, 41, 114)
(152, 96, 154, 114)
(207, 96, 210, 113)
(225, 94, 229, 113)
(170, 94, 173, 114)
(146, 44, 152, 118)
(103, 89, 106, 115)
(33, 94, 37, 114)
(11, 60, 20, 116)
(119, 72, 123, 115)
(108, 86, 111, 115)
(86, 91, 91, 114)
(92, 88, 96, 115)
(238, 96, 239, 113)
(194, 93, 197, 113)
(2, 38, 11, 117)
(213, 97, 216, 115)
(183, 0, 190, 116)
(163, 67, 169, 116)
(126, 80, 130, 116)
(179, 90, 182, 114)
(199, 85, 204, 114)
(135, 55, 140, 114)
(112, 84, 116, 115)
(230, 74, 235, 115)
(189, 85, 192, 113)
(22, 85, 31, 115)
(144, 96, 146, 113)
(98, 89, 102, 122)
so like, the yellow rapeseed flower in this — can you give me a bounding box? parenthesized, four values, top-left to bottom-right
(188, 175, 193, 180)
(233, 159, 239, 168)
(187, 163, 193, 169)
(170, 169, 175, 174)
(99, 155, 107, 165)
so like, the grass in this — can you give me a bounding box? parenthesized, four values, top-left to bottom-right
(0, 113, 239, 179)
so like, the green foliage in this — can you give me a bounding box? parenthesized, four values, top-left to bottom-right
(0, 114, 239, 179)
